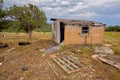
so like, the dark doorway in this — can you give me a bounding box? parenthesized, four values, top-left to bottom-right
(60, 22, 65, 43)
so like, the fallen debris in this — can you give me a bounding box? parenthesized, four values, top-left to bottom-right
(92, 54, 120, 70)
(71, 49, 83, 54)
(5, 48, 16, 53)
(18, 42, 30, 46)
(54, 56, 84, 74)
(45, 45, 60, 54)
(103, 44, 112, 47)
(0, 57, 5, 62)
(97, 56, 120, 70)
(0, 43, 8, 49)
(95, 47, 114, 55)
(49, 54, 57, 59)
(22, 66, 28, 71)
(91, 55, 100, 61)
(39, 48, 46, 52)
(46, 59, 59, 76)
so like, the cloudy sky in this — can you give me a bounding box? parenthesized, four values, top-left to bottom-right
(4, 0, 120, 25)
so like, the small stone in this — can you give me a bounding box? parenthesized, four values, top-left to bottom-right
(22, 66, 28, 71)
(0, 62, 2, 66)
(39, 48, 46, 52)
(20, 77, 24, 80)
(42, 54, 45, 57)
(91, 55, 100, 61)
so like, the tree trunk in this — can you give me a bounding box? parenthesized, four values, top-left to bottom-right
(28, 30, 32, 40)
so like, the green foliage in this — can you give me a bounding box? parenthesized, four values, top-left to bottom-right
(105, 25, 120, 32)
(8, 4, 47, 39)
(34, 23, 52, 32)
(0, 0, 9, 31)
(3, 21, 22, 32)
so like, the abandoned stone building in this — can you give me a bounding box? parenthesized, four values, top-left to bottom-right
(51, 18, 105, 45)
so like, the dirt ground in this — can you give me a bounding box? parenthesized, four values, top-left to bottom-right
(0, 32, 120, 80)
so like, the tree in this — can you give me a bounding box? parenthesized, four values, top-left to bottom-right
(8, 4, 47, 40)
(0, 0, 7, 31)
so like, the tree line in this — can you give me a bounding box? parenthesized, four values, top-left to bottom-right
(105, 25, 120, 32)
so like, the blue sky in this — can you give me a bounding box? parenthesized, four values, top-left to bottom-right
(4, 0, 120, 26)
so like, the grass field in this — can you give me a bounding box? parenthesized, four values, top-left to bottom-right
(104, 32, 120, 54)
(0, 31, 120, 80)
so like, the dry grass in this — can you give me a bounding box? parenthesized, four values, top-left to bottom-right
(104, 32, 120, 54)
(0, 31, 120, 80)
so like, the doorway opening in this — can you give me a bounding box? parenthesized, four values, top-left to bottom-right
(60, 22, 65, 43)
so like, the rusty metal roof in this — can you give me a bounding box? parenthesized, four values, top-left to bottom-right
(51, 18, 106, 26)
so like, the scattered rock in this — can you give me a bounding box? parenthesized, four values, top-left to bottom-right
(22, 66, 28, 71)
(39, 48, 46, 52)
(95, 47, 114, 55)
(91, 55, 100, 61)
(0, 62, 2, 66)
(45, 46, 60, 54)
(71, 49, 83, 54)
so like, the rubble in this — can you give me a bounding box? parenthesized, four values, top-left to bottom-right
(95, 47, 114, 55)
(97, 56, 120, 70)
(0, 43, 8, 48)
(71, 49, 83, 54)
(45, 45, 60, 54)
(22, 66, 28, 71)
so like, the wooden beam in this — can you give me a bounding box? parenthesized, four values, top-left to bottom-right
(98, 56, 120, 70)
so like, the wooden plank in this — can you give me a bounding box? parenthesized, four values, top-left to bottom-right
(66, 56, 84, 67)
(98, 56, 120, 70)
(54, 56, 84, 74)
(5, 48, 15, 53)
(62, 57, 79, 69)
(46, 59, 59, 76)
(57, 58, 74, 70)
(67, 68, 81, 74)
(53, 59, 69, 73)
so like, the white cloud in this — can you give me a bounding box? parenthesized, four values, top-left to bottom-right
(4, 0, 120, 25)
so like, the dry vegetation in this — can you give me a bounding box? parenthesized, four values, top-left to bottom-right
(0, 32, 120, 80)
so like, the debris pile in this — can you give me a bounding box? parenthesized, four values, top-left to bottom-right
(95, 46, 114, 55)
(18, 42, 30, 46)
(93, 46, 120, 70)
(0, 43, 8, 48)
(45, 45, 60, 54)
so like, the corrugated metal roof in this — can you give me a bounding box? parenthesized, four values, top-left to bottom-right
(51, 18, 106, 26)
